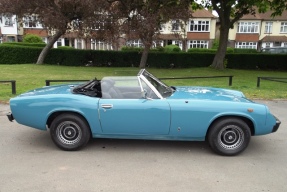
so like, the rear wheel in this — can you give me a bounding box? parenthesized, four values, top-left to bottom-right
(207, 118, 251, 156)
(50, 113, 91, 151)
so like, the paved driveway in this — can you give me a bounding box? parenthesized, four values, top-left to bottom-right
(0, 100, 286, 192)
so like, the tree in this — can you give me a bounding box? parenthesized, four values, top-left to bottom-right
(0, 0, 113, 64)
(199, 0, 269, 69)
(269, 0, 287, 16)
(111, 0, 192, 68)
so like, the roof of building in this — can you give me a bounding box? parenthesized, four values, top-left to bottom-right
(241, 10, 287, 21)
(260, 35, 287, 42)
(158, 34, 182, 40)
(192, 9, 217, 18)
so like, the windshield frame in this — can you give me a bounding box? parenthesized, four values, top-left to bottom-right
(138, 69, 174, 98)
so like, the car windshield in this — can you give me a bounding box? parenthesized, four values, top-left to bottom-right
(141, 70, 175, 98)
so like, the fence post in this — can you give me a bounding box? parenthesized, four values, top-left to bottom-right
(11, 80, 16, 94)
(229, 76, 233, 86)
(257, 77, 261, 87)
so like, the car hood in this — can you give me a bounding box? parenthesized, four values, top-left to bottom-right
(17, 84, 77, 97)
(169, 86, 253, 102)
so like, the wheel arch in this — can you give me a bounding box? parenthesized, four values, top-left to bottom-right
(47, 111, 91, 131)
(205, 115, 255, 140)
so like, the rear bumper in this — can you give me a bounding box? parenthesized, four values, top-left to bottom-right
(7, 112, 14, 122)
(272, 116, 281, 133)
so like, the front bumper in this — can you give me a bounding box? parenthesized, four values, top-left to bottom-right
(7, 112, 14, 122)
(272, 116, 281, 133)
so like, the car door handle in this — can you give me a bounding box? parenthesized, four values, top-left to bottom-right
(101, 104, 113, 109)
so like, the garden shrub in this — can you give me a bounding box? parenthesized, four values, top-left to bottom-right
(163, 45, 181, 52)
(23, 34, 45, 44)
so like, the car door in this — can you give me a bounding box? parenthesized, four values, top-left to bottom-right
(98, 99, 171, 135)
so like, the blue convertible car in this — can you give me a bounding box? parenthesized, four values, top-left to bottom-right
(7, 69, 280, 156)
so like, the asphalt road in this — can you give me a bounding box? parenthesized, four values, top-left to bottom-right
(0, 100, 286, 192)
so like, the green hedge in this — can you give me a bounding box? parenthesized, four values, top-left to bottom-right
(188, 48, 258, 54)
(0, 45, 42, 64)
(1, 42, 46, 48)
(0, 45, 286, 70)
(226, 53, 287, 70)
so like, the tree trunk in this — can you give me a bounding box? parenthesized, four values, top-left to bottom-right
(36, 30, 65, 64)
(210, 26, 229, 70)
(139, 44, 151, 68)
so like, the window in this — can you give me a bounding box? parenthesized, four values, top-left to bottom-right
(237, 22, 259, 33)
(57, 39, 63, 47)
(91, 40, 113, 50)
(274, 42, 281, 47)
(284, 42, 287, 47)
(126, 40, 143, 48)
(188, 40, 208, 49)
(173, 40, 182, 50)
(265, 42, 270, 48)
(280, 22, 287, 33)
(236, 42, 257, 49)
(94, 15, 112, 30)
(0, 36, 2, 44)
(23, 16, 42, 28)
(159, 23, 165, 31)
(189, 20, 210, 32)
(172, 20, 180, 31)
(76, 39, 83, 49)
(42, 38, 47, 44)
(4, 16, 13, 26)
(152, 40, 163, 48)
(265, 22, 273, 34)
(7, 36, 16, 42)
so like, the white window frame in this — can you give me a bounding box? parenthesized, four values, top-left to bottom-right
(188, 40, 208, 49)
(280, 22, 287, 33)
(172, 40, 182, 50)
(237, 22, 259, 33)
(57, 38, 63, 47)
(91, 40, 113, 50)
(264, 22, 273, 34)
(23, 16, 42, 28)
(189, 20, 210, 32)
(76, 39, 83, 49)
(4, 16, 14, 27)
(126, 40, 143, 48)
(171, 20, 180, 31)
(265, 42, 271, 48)
(236, 42, 257, 49)
(159, 23, 165, 31)
(152, 40, 164, 48)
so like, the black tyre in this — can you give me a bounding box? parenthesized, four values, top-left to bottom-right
(50, 113, 91, 151)
(207, 118, 251, 156)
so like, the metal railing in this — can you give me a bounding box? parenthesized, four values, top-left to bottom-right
(45, 76, 234, 87)
(257, 77, 287, 87)
(159, 75, 233, 86)
(0, 80, 16, 94)
(45, 80, 90, 86)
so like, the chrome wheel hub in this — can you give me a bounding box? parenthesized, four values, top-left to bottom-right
(56, 121, 82, 145)
(218, 125, 244, 150)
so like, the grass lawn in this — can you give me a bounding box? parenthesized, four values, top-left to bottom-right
(0, 64, 287, 103)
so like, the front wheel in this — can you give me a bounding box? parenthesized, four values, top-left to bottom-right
(207, 118, 251, 156)
(50, 113, 91, 151)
